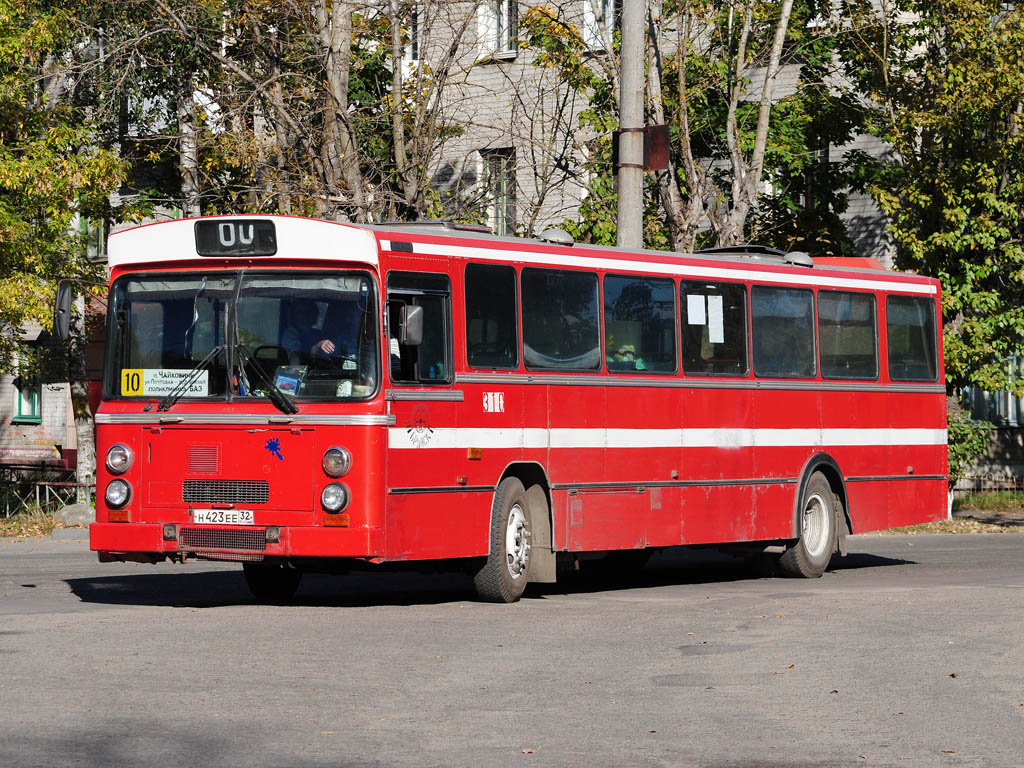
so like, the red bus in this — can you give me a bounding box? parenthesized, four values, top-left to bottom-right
(87, 215, 947, 602)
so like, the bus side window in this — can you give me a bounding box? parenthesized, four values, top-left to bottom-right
(751, 285, 816, 378)
(819, 290, 878, 380)
(680, 281, 748, 376)
(521, 267, 601, 371)
(886, 295, 938, 381)
(465, 263, 518, 369)
(386, 272, 452, 385)
(604, 274, 677, 373)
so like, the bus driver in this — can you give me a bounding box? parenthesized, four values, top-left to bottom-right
(281, 298, 334, 364)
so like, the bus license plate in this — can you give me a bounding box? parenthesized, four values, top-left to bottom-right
(191, 509, 255, 525)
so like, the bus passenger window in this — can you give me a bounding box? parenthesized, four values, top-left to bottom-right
(387, 272, 452, 385)
(465, 263, 518, 369)
(819, 291, 877, 379)
(521, 267, 601, 371)
(886, 295, 938, 381)
(604, 275, 676, 373)
(680, 281, 748, 376)
(751, 285, 816, 378)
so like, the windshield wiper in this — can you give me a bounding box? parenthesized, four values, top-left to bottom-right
(157, 344, 225, 412)
(235, 344, 299, 415)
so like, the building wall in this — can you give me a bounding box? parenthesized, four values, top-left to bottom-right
(0, 327, 77, 473)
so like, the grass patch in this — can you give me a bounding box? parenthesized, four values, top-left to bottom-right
(870, 518, 1024, 535)
(0, 509, 58, 538)
(953, 490, 1024, 513)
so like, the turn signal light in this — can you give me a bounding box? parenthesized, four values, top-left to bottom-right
(109, 509, 130, 523)
(324, 513, 350, 527)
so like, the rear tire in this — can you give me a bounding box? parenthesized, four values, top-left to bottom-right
(243, 561, 302, 602)
(474, 478, 531, 603)
(779, 472, 837, 578)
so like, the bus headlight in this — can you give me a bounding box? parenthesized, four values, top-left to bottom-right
(322, 447, 352, 477)
(105, 479, 132, 508)
(106, 444, 133, 474)
(321, 483, 350, 512)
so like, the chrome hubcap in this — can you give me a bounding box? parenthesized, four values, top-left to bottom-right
(802, 492, 830, 558)
(505, 503, 530, 579)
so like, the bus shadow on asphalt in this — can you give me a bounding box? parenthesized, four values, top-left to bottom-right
(64, 549, 915, 608)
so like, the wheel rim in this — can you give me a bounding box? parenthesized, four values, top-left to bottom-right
(505, 503, 529, 579)
(801, 492, 830, 558)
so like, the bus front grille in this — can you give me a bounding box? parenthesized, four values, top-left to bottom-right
(179, 526, 267, 553)
(182, 480, 269, 505)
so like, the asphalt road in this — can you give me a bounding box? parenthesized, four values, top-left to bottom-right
(1, 533, 1022, 768)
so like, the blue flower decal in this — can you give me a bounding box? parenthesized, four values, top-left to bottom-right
(265, 437, 283, 461)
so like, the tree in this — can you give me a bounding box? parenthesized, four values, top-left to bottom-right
(840, 0, 1024, 396)
(522, 0, 861, 253)
(0, 0, 126, 500)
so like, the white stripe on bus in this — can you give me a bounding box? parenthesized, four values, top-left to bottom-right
(392, 241, 938, 295)
(387, 427, 948, 450)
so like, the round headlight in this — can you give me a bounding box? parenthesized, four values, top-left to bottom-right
(106, 444, 133, 474)
(105, 479, 131, 508)
(322, 447, 352, 478)
(321, 483, 350, 512)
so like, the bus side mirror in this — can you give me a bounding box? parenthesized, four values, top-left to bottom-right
(53, 282, 72, 341)
(400, 304, 424, 346)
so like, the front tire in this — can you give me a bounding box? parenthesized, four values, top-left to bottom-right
(778, 472, 837, 578)
(243, 560, 302, 602)
(474, 478, 531, 603)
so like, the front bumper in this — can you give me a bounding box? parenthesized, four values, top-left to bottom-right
(91, 522, 385, 559)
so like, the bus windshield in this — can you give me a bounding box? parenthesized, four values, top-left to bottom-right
(105, 271, 379, 402)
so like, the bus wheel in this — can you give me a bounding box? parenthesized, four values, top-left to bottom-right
(474, 477, 531, 603)
(779, 472, 837, 578)
(242, 560, 302, 602)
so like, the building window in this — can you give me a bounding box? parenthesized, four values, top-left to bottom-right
(403, 3, 424, 63)
(484, 148, 516, 236)
(14, 343, 42, 424)
(583, 0, 617, 51)
(478, 0, 518, 57)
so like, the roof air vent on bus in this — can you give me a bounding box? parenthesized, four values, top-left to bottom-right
(784, 250, 814, 267)
(539, 228, 575, 247)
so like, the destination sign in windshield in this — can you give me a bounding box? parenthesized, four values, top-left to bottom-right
(194, 220, 277, 257)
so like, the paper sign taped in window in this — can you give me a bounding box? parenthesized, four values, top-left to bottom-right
(708, 295, 725, 344)
(687, 294, 706, 325)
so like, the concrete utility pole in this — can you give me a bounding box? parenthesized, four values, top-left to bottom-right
(617, 0, 646, 249)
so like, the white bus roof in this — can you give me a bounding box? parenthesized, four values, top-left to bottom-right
(107, 215, 379, 270)
(107, 215, 937, 296)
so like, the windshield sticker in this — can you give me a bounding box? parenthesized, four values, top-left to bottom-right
(121, 369, 208, 397)
(265, 437, 284, 461)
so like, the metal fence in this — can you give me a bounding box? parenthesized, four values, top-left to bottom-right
(1, 477, 93, 517)
(955, 474, 1024, 496)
